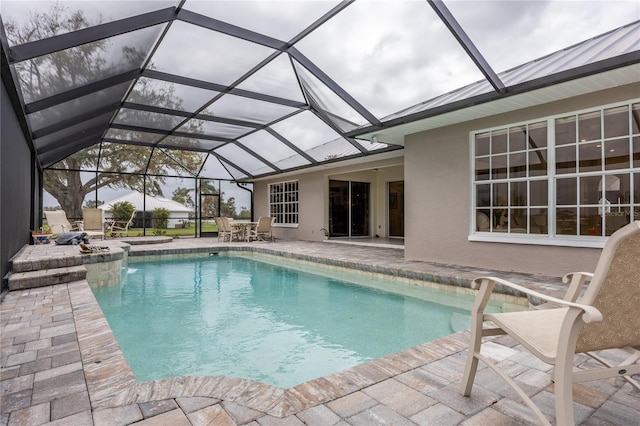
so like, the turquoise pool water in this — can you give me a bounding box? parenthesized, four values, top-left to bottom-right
(92, 253, 507, 388)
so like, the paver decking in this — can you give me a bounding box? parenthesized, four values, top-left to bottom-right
(1, 238, 638, 425)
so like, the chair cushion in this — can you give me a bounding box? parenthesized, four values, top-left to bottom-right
(485, 308, 569, 363)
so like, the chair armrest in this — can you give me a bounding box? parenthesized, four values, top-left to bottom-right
(472, 276, 603, 323)
(561, 272, 594, 302)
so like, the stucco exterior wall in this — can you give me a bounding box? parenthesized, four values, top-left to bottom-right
(253, 156, 403, 242)
(404, 83, 640, 276)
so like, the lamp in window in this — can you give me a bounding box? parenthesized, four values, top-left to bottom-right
(598, 175, 620, 215)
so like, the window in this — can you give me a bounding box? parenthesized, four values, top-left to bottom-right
(472, 100, 640, 245)
(269, 180, 299, 225)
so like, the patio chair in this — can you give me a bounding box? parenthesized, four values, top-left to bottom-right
(108, 210, 136, 237)
(44, 210, 83, 235)
(220, 217, 241, 241)
(461, 220, 640, 425)
(249, 216, 275, 242)
(214, 217, 230, 241)
(81, 208, 106, 240)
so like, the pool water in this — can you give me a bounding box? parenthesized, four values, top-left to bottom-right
(92, 254, 507, 388)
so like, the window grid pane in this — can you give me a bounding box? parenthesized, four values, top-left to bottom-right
(473, 99, 639, 239)
(268, 180, 298, 225)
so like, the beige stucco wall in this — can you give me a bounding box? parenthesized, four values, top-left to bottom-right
(253, 157, 403, 242)
(404, 83, 640, 276)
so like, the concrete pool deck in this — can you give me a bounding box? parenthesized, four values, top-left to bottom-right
(1, 238, 639, 425)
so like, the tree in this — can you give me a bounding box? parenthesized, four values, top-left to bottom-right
(199, 179, 219, 219)
(83, 200, 104, 208)
(6, 4, 205, 219)
(221, 196, 238, 218)
(172, 187, 194, 208)
(152, 208, 170, 234)
(196, 179, 239, 219)
(111, 201, 135, 223)
(238, 206, 251, 220)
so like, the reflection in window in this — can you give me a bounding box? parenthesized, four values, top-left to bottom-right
(473, 100, 640, 240)
(553, 102, 637, 237)
(473, 121, 548, 234)
(15, 25, 163, 103)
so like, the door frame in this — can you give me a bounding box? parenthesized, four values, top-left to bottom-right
(199, 193, 220, 237)
(328, 179, 371, 238)
(387, 180, 404, 239)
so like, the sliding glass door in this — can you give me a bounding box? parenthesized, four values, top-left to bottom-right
(329, 180, 370, 237)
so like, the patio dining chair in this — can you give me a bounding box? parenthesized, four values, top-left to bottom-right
(461, 220, 640, 425)
(249, 216, 275, 242)
(214, 217, 230, 241)
(221, 217, 242, 241)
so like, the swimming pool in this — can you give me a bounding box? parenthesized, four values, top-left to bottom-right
(92, 253, 511, 388)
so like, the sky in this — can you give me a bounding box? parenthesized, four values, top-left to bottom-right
(4, 0, 639, 209)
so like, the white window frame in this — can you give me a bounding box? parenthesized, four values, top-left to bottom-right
(469, 99, 639, 248)
(268, 180, 299, 227)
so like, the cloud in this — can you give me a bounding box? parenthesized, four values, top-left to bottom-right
(446, 0, 640, 72)
(291, 0, 638, 118)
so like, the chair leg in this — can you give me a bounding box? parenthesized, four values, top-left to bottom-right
(461, 317, 484, 395)
(461, 350, 480, 396)
(586, 349, 640, 391)
(554, 355, 575, 426)
(553, 317, 582, 426)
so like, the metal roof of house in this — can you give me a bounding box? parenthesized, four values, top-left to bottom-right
(1, 1, 638, 182)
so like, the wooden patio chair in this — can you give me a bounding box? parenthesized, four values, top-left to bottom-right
(461, 220, 640, 425)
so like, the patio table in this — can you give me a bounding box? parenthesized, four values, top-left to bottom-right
(231, 222, 257, 241)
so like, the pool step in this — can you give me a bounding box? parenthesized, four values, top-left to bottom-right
(9, 245, 84, 273)
(7, 265, 87, 291)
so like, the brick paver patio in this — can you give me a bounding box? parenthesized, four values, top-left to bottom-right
(1, 238, 638, 425)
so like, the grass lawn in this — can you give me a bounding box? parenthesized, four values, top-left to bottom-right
(106, 222, 219, 238)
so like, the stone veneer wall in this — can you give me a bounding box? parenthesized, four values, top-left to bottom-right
(85, 259, 124, 287)
(83, 245, 128, 288)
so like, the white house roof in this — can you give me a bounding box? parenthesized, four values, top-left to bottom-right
(100, 191, 192, 213)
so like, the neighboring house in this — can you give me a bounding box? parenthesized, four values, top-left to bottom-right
(100, 191, 192, 229)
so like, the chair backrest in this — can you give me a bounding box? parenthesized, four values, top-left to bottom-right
(214, 217, 225, 232)
(125, 210, 136, 226)
(576, 220, 640, 353)
(44, 210, 72, 234)
(83, 208, 104, 231)
(220, 217, 232, 232)
(256, 216, 273, 232)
